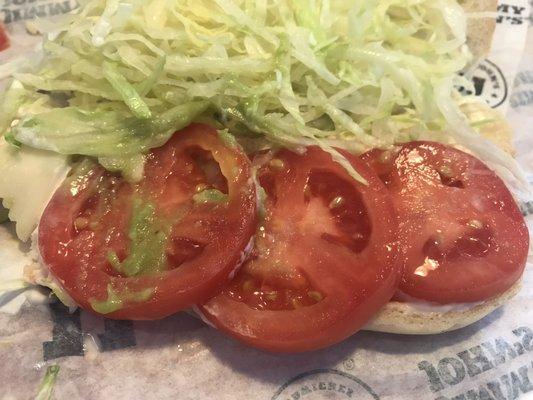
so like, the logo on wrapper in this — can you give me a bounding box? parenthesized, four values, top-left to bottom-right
(457, 59, 508, 109)
(272, 369, 380, 400)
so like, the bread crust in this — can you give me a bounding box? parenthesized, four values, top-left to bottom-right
(459, 100, 515, 156)
(462, 0, 499, 58)
(364, 280, 522, 334)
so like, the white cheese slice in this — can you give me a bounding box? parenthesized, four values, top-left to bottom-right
(0, 137, 70, 241)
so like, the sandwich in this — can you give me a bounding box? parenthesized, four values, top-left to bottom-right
(0, 0, 529, 352)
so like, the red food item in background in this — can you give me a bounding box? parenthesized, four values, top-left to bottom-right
(0, 24, 9, 52)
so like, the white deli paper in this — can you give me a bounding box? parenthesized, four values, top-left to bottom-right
(1, 1, 533, 399)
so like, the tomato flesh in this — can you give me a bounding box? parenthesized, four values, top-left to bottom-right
(39, 124, 257, 319)
(200, 147, 400, 352)
(362, 141, 529, 304)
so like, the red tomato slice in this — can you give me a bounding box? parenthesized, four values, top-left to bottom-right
(362, 141, 529, 304)
(39, 124, 257, 319)
(199, 147, 400, 352)
(0, 24, 9, 52)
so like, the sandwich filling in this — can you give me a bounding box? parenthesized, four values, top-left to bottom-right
(0, 0, 529, 352)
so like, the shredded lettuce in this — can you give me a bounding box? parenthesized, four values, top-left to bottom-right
(89, 284, 153, 314)
(35, 365, 60, 400)
(12, 101, 208, 158)
(193, 189, 228, 204)
(103, 61, 152, 119)
(107, 198, 169, 277)
(0, 0, 528, 194)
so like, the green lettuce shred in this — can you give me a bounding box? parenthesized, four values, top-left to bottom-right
(90, 284, 154, 314)
(107, 198, 169, 277)
(35, 365, 59, 400)
(12, 101, 208, 158)
(193, 189, 228, 204)
(0, 0, 528, 192)
(103, 61, 152, 119)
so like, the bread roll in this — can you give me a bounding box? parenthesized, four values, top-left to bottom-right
(462, 0, 499, 58)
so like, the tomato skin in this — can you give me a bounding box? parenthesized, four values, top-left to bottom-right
(362, 141, 529, 304)
(200, 147, 401, 353)
(39, 124, 257, 320)
(0, 24, 9, 52)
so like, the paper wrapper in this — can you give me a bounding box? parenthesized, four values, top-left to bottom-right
(1, 1, 533, 399)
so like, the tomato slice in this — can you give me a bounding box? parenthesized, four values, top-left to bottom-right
(362, 141, 529, 304)
(199, 147, 400, 352)
(39, 124, 257, 319)
(0, 24, 9, 52)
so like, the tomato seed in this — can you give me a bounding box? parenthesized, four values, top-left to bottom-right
(74, 217, 89, 230)
(438, 165, 453, 177)
(303, 184, 311, 198)
(265, 291, 278, 301)
(269, 159, 285, 170)
(379, 150, 392, 163)
(467, 219, 483, 229)
(329, 196, 345, 209)
(242, 280, 254, 292)
(291, 298, 303, 309)
(195, 183, 208, 193)
(307, 291, 323, 302)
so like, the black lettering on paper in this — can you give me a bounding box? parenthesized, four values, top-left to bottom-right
(481, 339, 518, 367)
(464, 387, 495, 400)
(487, 380, 507, 400)
(43, 301, 84, 361)
(438, 358, 466, 386)
(98, 319, 136, 352)
(501, 365, 533, 400)
(1, 0, 78, 24)
(458, 346, 494, 378)
(513, 327, 533, 352)
(419, 360, 446, 392)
